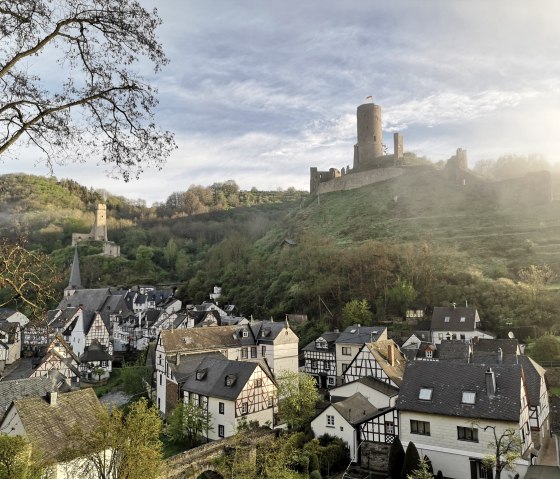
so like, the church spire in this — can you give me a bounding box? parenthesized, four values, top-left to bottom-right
(64, 246, 82, 296)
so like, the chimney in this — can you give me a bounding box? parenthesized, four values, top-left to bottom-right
(47, 391, 58, 406)
(485, 368, 496, 397)
(497, 347, 503, 363)
(388, 343, 395, 367)
(176, 352, 181, 366)
(334, 328, 339, 333)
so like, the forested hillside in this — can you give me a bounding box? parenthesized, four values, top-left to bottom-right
(2, 166, 560, 345)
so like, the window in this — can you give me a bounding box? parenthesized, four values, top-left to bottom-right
(218, 425, 225, 437)
(261, 346, 267, 356)
(268, 397, 273, 407)
(342, 363, 349, 372)
(241, 402, 248, 415)
(251, 347, 257, 358)
(385, 421, 394, 435)
(342, 347, 351, 356)
(460, 316, 466, 322)
(327, 415, 335, 427)
(425, 350, 433, 359)
(462, 391, 476, 404)
(460, 334, 466, 340)
(311, 360, 318, 369)
(159, 373, 162, 386)
(255, 378, 263, 388)
(328, 377, 335, 385)
(323, 361, 330, 370)
(241, 348, 248, 359)
(219, 402, 224, 414)
(444, 316, 450, 322)
(242, 330, 248, 338)
(457, 426, 478, 442)
(418, 388, 433, 401)
(438, 333, 443, 340)
(410, 420, 430, 435)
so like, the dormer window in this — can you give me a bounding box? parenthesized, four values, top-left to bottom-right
(462, 391, 476, 404)
(315, 338, 327, 349)
(196, 369, 207, 381)
(225, 374, 237, 387)
(425, 350, 433, 359)
(242, 330, 248, 338)
(419, 388, 433, 401)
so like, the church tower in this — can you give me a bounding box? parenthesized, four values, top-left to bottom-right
(64, 247, 83, 297)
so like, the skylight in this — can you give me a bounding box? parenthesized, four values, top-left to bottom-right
(462, 391, 476, 404)
(419, 388, 433, 400)
(444, 316, 450, 322)
(460, 317, 466, 322)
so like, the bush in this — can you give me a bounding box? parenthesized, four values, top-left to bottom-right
(310, 471, 322, 479)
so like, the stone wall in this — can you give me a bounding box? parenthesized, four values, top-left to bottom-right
(316, 167, 404, 195)
(360, 441, 390, 473)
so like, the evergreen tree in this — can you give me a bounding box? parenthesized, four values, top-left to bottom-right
(401, 441, 421, 479)
(388, 437, 405, 478)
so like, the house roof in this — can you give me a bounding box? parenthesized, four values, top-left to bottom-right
(0, 371, 71, 418)
(397, 361, 523, 422)
(79, 341, 113, 363)
(8, 388, 102, 461)
(302, 331, 341, 352)
(473, 338, 519, 356)
(437, 340, 471, 361)
(518, 356, 546, 406)
(360, 340, 406, 387)
(250, 320, 293, 343)
(57, 288, 113, 310)
(170, 352, 225, 381)
(331, 392, 379, 425)
(160, 325, 255, 353)
(335, 326, 386, 345)
(0, 320, 19, 334)
(431, 306, 479, 331)
(65, 247, 82, 291)
(331, 376, 400, 400)
(180, 356, 265, 401)
(0, 308, 17, 321)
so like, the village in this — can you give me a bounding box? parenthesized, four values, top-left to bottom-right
(0, 243, 558, 479)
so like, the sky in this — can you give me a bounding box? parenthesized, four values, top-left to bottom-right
(3, 0, 560, 205)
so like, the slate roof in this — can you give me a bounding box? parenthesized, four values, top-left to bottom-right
(431, 306, 479, 331)
(160, 325, 255, 353)
(0, 320, 19, 334)
(335, 325, 386, 345)
(65, 247, 82, 291)
(0, 371, 71, 418)
(0, 308, 17, 321)
(58, 288, 113, 310)
(180, 356, 265, 401)
(302, 331, 341, 352)
(331, 392, 379, 425)
(79, 341, 113, 363)
(437, 340, 470, 361)
(331, 376, 400, 401)
(171, 352, 225, 381)
(518, 356, 546, 406)
(250, 320, 292, 343)
(397, 361, 523, 422)
(8, 388, 102, 461)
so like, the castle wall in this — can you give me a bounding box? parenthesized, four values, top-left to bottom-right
(315, 167, 404, 195)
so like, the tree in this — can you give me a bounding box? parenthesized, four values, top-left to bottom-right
(481, 425, 522, 479)
(0, 0, 175, 180)
(276, 371, 320, 430)
(341, 299, 374, 329)
(62, 397, 163, 479)
(166, 400, 212, 447)
(0, 239, 60, 321)
(387, 278, 417, 315)
(401, 441, 421, 479)
(406, 458, 434, 479)
(0, 434, 47, 479)
(530, 334, 560, 362)
(388, 437, 405, 479)
(91, 366, 105, 382)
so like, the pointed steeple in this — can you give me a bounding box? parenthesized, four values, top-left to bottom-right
(64, 247, 82, 296)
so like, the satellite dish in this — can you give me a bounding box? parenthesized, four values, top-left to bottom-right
(508, 331, 515, 339)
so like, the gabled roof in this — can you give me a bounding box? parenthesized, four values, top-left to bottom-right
(160, 325, 255, 353)
(360, 340, 406, 386)
(0, 308, 18, 321)
(181, 356, 267, 401)
(250, 320, 293, 343)
(331, 376, 400, 400)
(473, 338, 520, 356)
(7, 388, 102, 461)
(397, 361, 523, 422)
(518, 356, 546, 406)
(65, 247, 82, 291)
(79, 340, 113, 363)
(431, 306, 479, 331)
(437, 340, 470, 361)
(0, 371, 71, 418)
(57, 288, 113, 310)
(335, 325, 386, 345)
(331, 392, 378, 425)
(302, 331, 341, 352)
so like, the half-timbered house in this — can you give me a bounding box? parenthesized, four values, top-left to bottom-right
(302, 331, 340, 388)
(335, 326, 387, 382)
(343, 339, 406, 388)
(329, 376, 400, 408)
(181, 356, 277, 440)
(0, 320, 21, 371)
(30, 335, 81, 385)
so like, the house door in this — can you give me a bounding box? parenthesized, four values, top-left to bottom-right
(469, 460, 493, 479)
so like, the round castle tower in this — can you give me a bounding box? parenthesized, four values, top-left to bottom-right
(354, 102, 383, 169)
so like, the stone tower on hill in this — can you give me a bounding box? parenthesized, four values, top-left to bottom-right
(71, 203, 120, 257)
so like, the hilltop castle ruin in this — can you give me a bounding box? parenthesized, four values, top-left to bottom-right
(71, 203, 120, 257)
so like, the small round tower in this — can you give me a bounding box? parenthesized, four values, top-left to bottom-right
(355, 102, 383, 168)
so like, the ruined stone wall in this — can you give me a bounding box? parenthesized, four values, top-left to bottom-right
(360, 442, 390, 472)
(315, 167, 404, 194)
